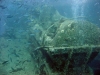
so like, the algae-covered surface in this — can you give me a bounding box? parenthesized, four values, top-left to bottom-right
(0, 0, 100, 75)
(44, 20, 100, 47)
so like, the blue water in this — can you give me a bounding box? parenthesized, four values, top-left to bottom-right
(0, 0, 100, 75)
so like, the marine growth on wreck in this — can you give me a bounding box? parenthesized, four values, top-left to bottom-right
(0, 0, 100, 75)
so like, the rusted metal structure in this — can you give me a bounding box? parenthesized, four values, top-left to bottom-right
(31, 19, 100, 75)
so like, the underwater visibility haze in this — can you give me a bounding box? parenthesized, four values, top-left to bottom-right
(0, 0, 100, 75)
